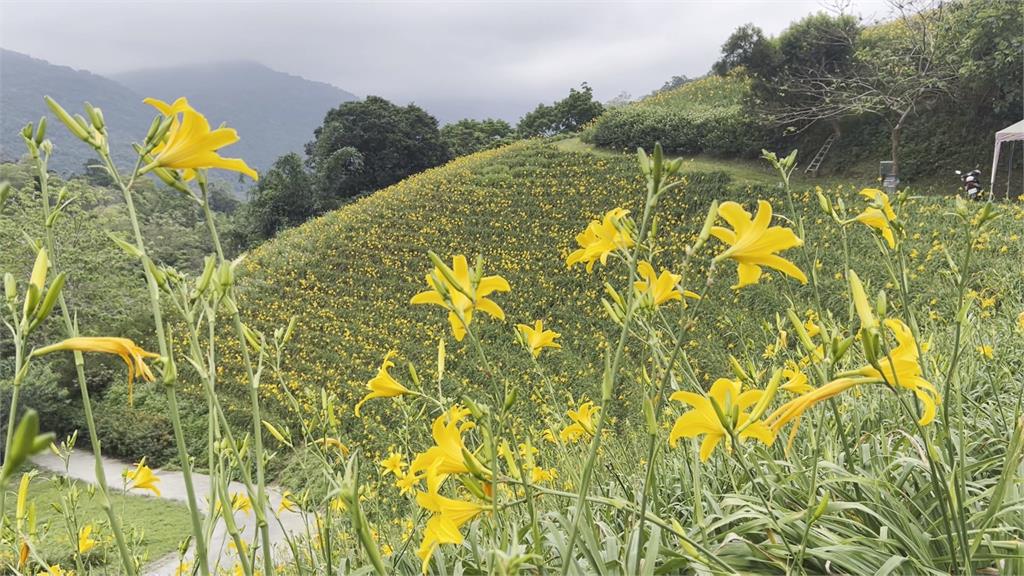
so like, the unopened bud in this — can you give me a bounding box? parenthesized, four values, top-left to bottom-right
(847, 270, 878, 332)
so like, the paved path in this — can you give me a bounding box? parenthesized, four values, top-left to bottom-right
(32, 450, 308, 576)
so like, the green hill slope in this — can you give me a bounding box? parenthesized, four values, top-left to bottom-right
(224, 139, 1024, 461)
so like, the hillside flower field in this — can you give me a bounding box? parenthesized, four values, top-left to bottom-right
(1, 91, 1023, 576)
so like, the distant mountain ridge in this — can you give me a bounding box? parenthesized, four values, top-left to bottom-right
(113, 61, 357, 171)
(0, 49, 357, 181)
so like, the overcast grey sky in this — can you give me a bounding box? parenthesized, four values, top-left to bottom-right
(0, 0, 888, 120)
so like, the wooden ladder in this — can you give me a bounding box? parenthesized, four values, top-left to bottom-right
(804, 133, 837, 176)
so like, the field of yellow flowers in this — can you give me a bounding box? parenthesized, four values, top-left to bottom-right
(2, 94, 1023, 575)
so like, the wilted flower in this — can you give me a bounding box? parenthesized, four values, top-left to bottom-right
(35, 337, 159, 402)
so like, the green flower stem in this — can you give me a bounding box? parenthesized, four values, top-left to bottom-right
(0, 335, 26, 530)
(505, 478, 738, 575)
(23, 146, 139, 575)
(101, 150, 209, 576)
(199, 181, 275, 576)
(728, 438, 797, 570)
(631, 263, 715, 575)
(559, 165, 662, 575)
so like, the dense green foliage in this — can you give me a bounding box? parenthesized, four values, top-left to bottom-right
(440, 118, 515, 157)
(517, 83, 605, 137)
(306, 96, 451, 201)
(587, 0, 1023, 185)
(0, 160, 235, 465)
(585, 74, 764, 157)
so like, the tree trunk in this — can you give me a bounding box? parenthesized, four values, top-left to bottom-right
(890, 125, 901, 177)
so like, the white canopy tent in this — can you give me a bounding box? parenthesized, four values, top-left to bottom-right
(990, 119, 1024, 199)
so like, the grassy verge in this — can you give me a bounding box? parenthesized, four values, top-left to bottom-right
(8, 473, 192, 569)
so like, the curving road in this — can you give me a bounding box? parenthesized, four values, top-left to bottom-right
(32, 450, 308, 576)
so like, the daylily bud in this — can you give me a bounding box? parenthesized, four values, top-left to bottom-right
(831, 335, 854, 363)
(107, 232, 143, 259)
(407, 361, 420, 387)
(21, 122, 34, 141)
(696, 200, 719, 248)
(84, 102, 105, 131)
(728, 355, 750, 383)
(0, 181, 11, 208)
(29, 272, 65, 332)
(283, 316, 298, 344)
(22, 284, 40, 324)
(847, 270, 878, 332)
(1, 410, 55, 483)
(786, 309, 816, 354)
(144, 257, 168, 291)
(811, 491, 830, 522)
(34, 117, 47, 145)
(747, 369, 781, 422)
(636, 147, 651, 176)
(29, 248, 48, 292)
(196, 255, 216, 294)
(876, 289, 887, 319)
(643, 396, 657, 436)
(4, 273, 16, 304)
(503, 386, 517, 411)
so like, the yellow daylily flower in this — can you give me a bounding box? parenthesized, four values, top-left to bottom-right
(566, 208, 634, 272)
(77, 524, 97, 554)
(277, 491, 298, 514)
(516, 320, 561, 358)
(530, 467, 558, 483)
(780, 364, 812, 395)
(124, 459, 161, 497)
(409, 406, 483, 477)
(411, 255, 510, 341)
(711, 200, 807, 289)
(857, 319, 941, 425)
(668, 378, 775, 461)
(230, 492, 252, 515)
(35, 337, 160, 402)
(380, 452, 407, 478)
(559, 400, 600, 443)
(415, 463, 488, 574)
(634, 261, 699, 307)
(770, 319, 940, 431)
(977, 345, 993, 359)
(853, 188, 897, 248)
(37, 566, 72, 576)
(142, 97, 258, 181)
(313, 437, 350, 455)
(395, 471, 422, 495)
(354, 351, 412, 416)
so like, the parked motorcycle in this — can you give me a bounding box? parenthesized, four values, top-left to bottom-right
(955, 169, 984, 200)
